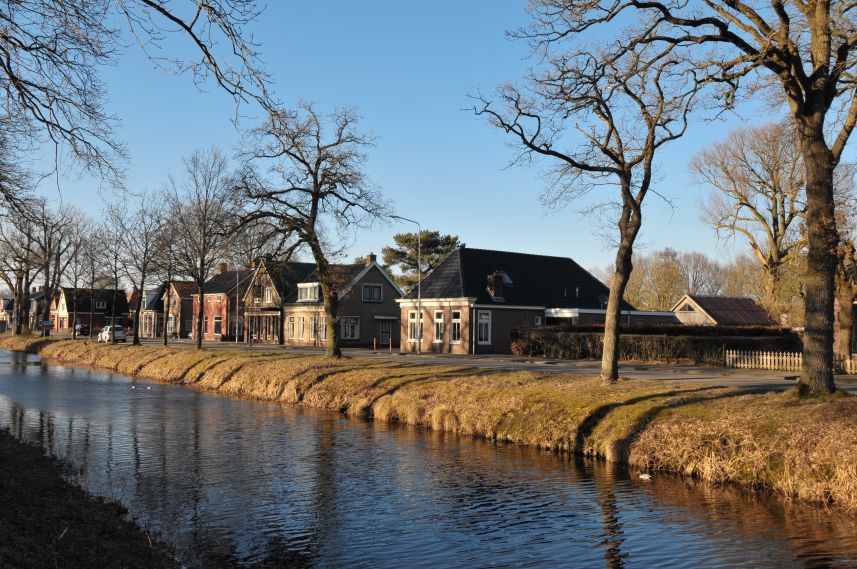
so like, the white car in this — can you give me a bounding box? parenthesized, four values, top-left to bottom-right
(98, 325, 127, 343)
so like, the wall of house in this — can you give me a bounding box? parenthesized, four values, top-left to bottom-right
(194, 293, 238, 341)
(674, 310, 715, 326)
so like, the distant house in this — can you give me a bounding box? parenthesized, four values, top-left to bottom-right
(243, 254, 402, 347)
(0, 298, 13, 332)
(192, 264, 255, 342)
(28, 287, 53, 331)
(139, 282, 168, 338)
(671, 294, 775, 326)
(51, 288, 131, 334)
(396, 246, 673, 355)
(162, 281, 196, 338)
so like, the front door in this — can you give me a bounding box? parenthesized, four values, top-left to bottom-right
(378, 320, 392, 347)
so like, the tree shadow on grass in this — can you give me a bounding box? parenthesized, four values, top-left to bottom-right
(573, 386, 740, 456)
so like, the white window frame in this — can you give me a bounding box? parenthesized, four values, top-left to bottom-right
(288, 316, 295, 339)
(298, 316, 305, 340)
(265, 286, 273, 303)
(477, 310, 492, 345)
(433, 310, 444, 344)
(341, 317, 360, 340)
(95, 300, 106, 310)
(203, 315, 209, 334)
(213, 316, 223, 335)
(362, 283, 383, 303)
(320, 316, 327, 341)
(451, 311, 462, 344)
(408, 311, 423, 342)
(310, 316, 317, 340)
(298, 283, 320, 302)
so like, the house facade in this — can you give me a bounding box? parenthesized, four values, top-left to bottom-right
(51, 288, 130, 334)
(397, 247, 647, 354)
(192, 265, 254, 342)
(162, 281, 196, 338)
(139, 283, 168, 338)
(671, 294, 775, 326)
(0, 298, 13, 333)
(243, 254, 402, 348)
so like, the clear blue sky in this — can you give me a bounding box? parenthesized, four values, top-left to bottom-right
(38, 1, 775, 271)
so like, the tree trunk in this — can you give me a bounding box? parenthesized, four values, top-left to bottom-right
(110, 288, 117, 344)
(797, 121, 838, 395)
(133, 273, 145, 346)
(163, 282, 171, 347)
(195, 282, 204, 350)
(600, 198, 641, 384)
(71, 291, 78, 340)
(308, 238, 341, 358)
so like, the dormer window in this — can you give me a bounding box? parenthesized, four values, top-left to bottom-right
(95, 300, 106, 310)
(298, 283, 320, 302)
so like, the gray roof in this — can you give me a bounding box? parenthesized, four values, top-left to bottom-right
(404, 247, 630, 309)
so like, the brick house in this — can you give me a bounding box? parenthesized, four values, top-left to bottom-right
(192, 264, 255, 342)
(244, 254, 402, 348)
(397, 246, 649, 354)
(51, 288, 130, 334)
(163, 281, 196, 338)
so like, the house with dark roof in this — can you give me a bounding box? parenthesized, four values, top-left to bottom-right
(192, 264, 255, 341)
(671, 294, 775, 326)
(139, 282, 168, 338)
(0, 298, 13, 332)
(28, 287, 51, 331)
(396, 246, 673, 354)
(51, 288, 131, 335)
(243, 254, 402, 347)
(162, 281, 197, 338)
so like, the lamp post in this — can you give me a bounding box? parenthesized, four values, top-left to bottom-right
(390, 215, 421, 354)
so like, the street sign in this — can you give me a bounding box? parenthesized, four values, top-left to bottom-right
(39, 320, 54, 330)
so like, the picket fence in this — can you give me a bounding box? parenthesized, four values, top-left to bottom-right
(724, 349, 857, 374)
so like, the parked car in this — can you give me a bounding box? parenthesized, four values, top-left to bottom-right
(74, 323, 90, 337)
(98, 325, 126, 343)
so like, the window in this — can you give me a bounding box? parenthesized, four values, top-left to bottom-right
(310, 317, 317, 340)
(408, 311, 423, 342)
(185, 320, 192, 334)
(213, 316, 222, 335)
(362, 283, 382, 302)
(535, 316, 542, 327)
(320, 316, 327, 341)
(298, 316, 305, 340)
(288, 316, 295, 339)
(95, 300, 106, 310)
(204, 316, 209, 334)
(342, 317, 360, 340)
(298, 283, 320, 302)
(433, 311, 444, 343)
(477, 310, 491, 345)
(450, 311, 462, 344)
(265, 286, 273, 303)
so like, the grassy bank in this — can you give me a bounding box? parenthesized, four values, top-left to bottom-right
(0, 429, 178, 569)
(3, 336, 857, 514)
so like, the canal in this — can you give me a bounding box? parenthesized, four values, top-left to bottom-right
(0, 350, 855, 568)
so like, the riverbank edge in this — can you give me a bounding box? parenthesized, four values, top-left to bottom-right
(0, 429, 179, 568)
(3, 336, 857, 514)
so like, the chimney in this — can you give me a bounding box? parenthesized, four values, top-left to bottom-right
(365, 252, 376, 266)
(487, 271, 504, 300)
(218, 262, 228, 274)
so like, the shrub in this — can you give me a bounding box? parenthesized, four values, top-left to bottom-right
(511, 326, 802, 365)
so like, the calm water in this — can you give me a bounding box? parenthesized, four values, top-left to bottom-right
(0, 350, 855, 568)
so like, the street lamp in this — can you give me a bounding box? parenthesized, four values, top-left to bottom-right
(390, 214, 421, 354)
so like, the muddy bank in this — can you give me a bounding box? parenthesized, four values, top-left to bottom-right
(0, 429, 178, 569)
(2, 336, 857, 514)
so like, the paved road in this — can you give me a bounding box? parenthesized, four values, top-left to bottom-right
(50, 334, 857, 394)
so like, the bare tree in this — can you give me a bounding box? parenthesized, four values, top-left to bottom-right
(0, 216, 40, 334)
(474, 42, 696, 384)
(96, 215, 125, 343)
(167, 147, 239, 349)
(693, 122, 805, 312)
(112, 192, 166, 345)
(0, 0, 273, 202)
(30, 200, 79, 335)
(61, 215, 94, 338)
(524, 0, 857, 394)
(239, 103, 388, 357)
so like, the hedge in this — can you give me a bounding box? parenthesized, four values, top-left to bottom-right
(510, 326, 803, 365)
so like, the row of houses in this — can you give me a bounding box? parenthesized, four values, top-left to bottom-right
(3, 245, 845, 354)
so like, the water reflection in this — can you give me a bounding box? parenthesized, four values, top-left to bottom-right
(0, 351, 855, 568)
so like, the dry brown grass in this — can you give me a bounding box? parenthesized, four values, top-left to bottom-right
(2, 336, 857, 513)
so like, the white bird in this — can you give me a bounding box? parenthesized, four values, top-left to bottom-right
(131, 386, 136, 389)
(146, 386, 151, 390)
(637, 471, 652, 480)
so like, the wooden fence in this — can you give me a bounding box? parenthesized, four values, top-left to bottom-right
(725, 349, 857, 374)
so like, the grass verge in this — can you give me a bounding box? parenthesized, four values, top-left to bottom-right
(3, 336, 857, 514)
